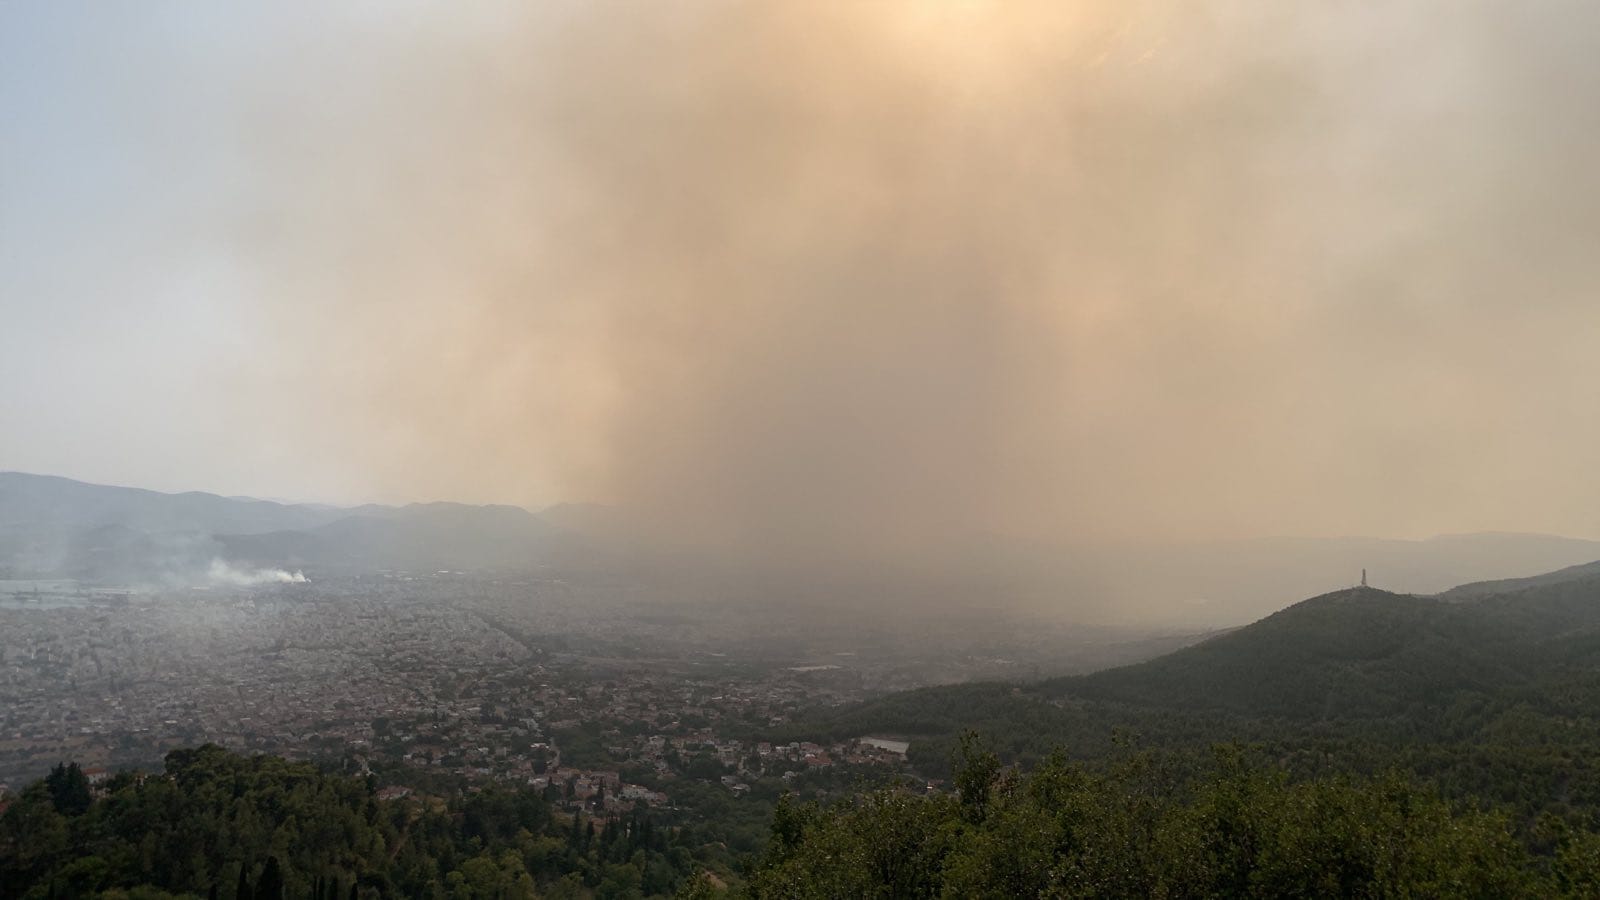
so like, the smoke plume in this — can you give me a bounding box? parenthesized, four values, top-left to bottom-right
(9, 2, 1600, 591)
(206, 559, 308, 587)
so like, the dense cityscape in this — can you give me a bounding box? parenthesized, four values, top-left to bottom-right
(0, 572, 1197, 806)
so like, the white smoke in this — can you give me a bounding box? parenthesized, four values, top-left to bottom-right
(206, 558, 308, 586)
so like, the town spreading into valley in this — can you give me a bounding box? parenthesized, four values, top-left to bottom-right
(0, 572, 1196, 812)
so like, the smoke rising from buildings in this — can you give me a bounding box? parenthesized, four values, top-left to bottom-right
(205, 559, 307, 588)
(6, 3, 1600, 592)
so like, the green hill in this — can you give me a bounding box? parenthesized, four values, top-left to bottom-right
(1057, 576, 1600, 718)
(1055, 587, 1512, 719)
(786, 569, 1600, 805)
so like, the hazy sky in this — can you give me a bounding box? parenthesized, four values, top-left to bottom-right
(4, 2, 1600, 556)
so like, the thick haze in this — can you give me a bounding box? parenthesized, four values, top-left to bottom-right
(5, 2, 1600, 568)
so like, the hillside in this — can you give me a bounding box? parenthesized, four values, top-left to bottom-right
(1053, 587, 1516, 719)
(1060, 575, 1600, 715)
(12, 743, 1600, 898)
(0, 745, 703, 899)
(741, 748, 1581, 898)
(1440, 559, 1600, 600)
(790, 567, 1600, 802)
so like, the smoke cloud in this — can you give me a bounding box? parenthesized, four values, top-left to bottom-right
(8, 2, 1600, 585)
(206, 559, 307, 588)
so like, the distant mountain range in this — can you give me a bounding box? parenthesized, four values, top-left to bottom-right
(0, 471, 581, 583)
(4, 471, 1600, 625)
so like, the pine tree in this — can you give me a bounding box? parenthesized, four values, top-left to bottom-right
(236, 862, 251, 900)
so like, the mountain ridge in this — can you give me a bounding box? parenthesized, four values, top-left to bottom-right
(784, 563, 1600, 790)
(0, 471, 566, 581)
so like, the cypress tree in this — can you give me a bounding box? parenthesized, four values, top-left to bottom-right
(236, 862, 251, 900)
(255, 855, 284, 900)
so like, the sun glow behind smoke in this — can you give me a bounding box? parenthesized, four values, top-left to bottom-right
(886, 2, 1164, 88)
(891, 0, 1032, 72)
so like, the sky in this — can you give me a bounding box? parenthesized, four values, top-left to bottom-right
(4, 1, 1600, 562)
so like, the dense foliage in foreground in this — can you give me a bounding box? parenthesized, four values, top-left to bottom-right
(13, 739, 1600, 898)
(0, 746, 704, 899)
(739, 738, 1600, 899)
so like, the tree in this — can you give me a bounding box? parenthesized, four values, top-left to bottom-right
(254, 855, 283, 900)
(952, 731, 999, 825)
(44, 763, 91, 816)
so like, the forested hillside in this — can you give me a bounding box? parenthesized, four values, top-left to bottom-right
(738, 738, 1600, 898)
(0, 746, 705, 899)
(790, 576, 1600, 815)
(736, 568, 1600, 896)
(16, 740, 1600, 898)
